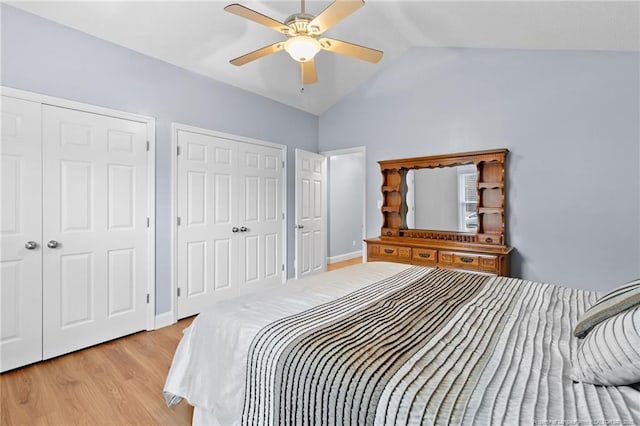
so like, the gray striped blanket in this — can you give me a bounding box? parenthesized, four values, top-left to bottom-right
(241, 267, 640, 425)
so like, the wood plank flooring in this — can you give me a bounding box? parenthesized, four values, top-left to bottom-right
(326, 256, 363, 271)
(1, 317, 195, 426)
(1, 258, 362, 425)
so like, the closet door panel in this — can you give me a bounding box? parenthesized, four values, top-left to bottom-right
(263, 177, 280, 280)
(41, 105, 148, 359)
(177, 131, 238, 319)
(237, 143, 283, 287)
(0, 96, 42, 372)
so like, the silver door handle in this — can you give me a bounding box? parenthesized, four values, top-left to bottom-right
(25, 241, 38, 250)
(240, 226, 248, 232)
(232, 227, 239, 233)
(47, 240, 59, 249)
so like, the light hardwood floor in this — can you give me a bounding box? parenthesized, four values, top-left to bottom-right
(326, 256, 363, 271)
(1, 258, 362, 425)
(1, 317, 196, 426)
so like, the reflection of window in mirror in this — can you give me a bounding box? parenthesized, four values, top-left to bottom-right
(458, 166, 478, 232)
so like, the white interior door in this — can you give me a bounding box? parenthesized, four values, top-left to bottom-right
(237, 143, 283, 287)
(0, 96, 43, 372)
(176, 131, 239, 319)
(295, 149, 327, 279)
(176, 130, 284, 319)
(41, 105, 149, 359)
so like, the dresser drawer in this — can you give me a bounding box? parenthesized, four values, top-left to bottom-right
(377, 245, 411, 260)
(367, 243, 380, 257)
(479, 255, 498, 272)
(380, 245, 399, 256)
(438, 251, 454, 265)
(382, 245, 410, 258)
(477, 234, 503, 245)
(398, 247, 411, 259)
(453, 253, 479, 268)
(367, 242, 410, 264)
(412, 248, 437, 265)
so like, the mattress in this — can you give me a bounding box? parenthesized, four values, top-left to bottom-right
(163, 262, 640, 425)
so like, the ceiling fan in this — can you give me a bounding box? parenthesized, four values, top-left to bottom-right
(224, 0, 383, 85)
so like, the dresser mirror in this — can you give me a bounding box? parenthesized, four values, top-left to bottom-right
(377, 149, 508, 246)
(367, 149, 510, 275)
(404, 165, 478, 233)
(367, 149, 511, 276)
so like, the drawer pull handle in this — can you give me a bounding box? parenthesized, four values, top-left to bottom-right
(485, 237, 493, 243)
(460, 257, 474, 263)
(418, 253, 431, 259)
(386, 231, 392, 236)
(384, 249, 394, 254)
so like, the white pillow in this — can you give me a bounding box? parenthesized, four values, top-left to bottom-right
(571, 306, 640, 386)
(573, 278, 640, 338)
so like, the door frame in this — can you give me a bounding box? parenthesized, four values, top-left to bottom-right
(170, 123, 288, 324)
(320, 146, 367, 262)
(0, 86, 157, 331)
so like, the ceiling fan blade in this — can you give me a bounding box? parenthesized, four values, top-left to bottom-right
(224, 4, 289, 33)
(308, 0, 364, 34)
(319, 37, 383, 63)
(230, 42, 284, 66)
(301, 59, 318, 84)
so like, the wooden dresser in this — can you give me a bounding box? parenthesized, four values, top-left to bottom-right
(366, 149, 512, 277)
(366, 238, 510, 275)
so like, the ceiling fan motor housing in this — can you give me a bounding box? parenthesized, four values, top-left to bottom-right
(284, 13, 319, 37)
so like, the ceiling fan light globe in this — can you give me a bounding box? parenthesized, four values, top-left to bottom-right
(284, 36, 321, 63)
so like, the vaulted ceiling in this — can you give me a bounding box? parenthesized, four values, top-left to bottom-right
(9, 1, 639, 115)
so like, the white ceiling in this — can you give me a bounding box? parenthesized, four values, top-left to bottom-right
(9, 1, 640, 115)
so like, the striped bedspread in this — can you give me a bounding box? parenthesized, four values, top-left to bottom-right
(241, 267, 640, 425)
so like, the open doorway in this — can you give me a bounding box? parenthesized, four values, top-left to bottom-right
(321, 147, 366, 267)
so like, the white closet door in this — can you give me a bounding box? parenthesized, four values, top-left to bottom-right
(176, 129, 285, 318)
(177, 131, 239, 319)
(237, 143, 283, 287)
(0, 96, 43, 372)
(295, 149, 327, 279)
(41, 105, 149, 359)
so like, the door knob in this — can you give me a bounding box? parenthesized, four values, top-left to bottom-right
(25, 241, 38, 250)
(232, 227, 239, 233)
(240, 226, 248, 232)
(47, 240, 59, 249)
(295, 224, 304, 229)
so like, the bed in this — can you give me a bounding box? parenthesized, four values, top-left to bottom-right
(164, 262, 640, 425)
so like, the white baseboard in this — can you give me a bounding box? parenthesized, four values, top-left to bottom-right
(154, 311, 176, 330)
(328, 250, 363, 264)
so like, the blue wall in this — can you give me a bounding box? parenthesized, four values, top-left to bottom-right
(1, 5, 319, 314)
(320, 47, 640, 291)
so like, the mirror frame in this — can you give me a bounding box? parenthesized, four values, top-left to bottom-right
(378, 149, 508, 247)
